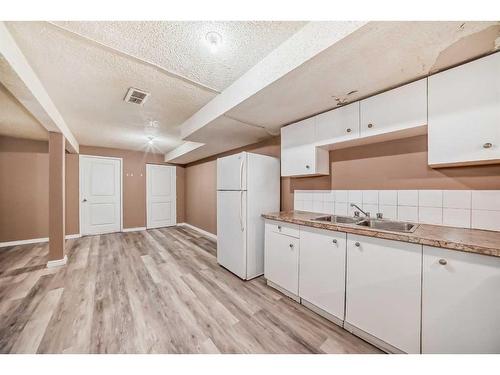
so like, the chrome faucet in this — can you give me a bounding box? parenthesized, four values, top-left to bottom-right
(350, 203, 370, 218)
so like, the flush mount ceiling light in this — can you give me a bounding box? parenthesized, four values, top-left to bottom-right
(147, 136, 155, 145)
(205, 31, 223, 53)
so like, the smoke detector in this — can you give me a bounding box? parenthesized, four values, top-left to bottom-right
(124, 87, 150, 105)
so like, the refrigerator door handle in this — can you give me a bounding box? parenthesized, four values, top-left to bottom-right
(239, 157, 244, 190)
(240, 190, 244, 232)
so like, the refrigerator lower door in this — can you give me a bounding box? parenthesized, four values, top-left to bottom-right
(217, 190, 247, 279)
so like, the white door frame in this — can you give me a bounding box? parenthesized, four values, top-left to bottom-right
(79, 155, 123, 235)
(146, 164, 176, 229)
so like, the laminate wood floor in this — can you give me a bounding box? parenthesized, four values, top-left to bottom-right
(0, 226, 381, 354)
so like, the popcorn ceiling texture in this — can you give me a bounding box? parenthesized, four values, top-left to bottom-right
(52, 21, 307, 92)
(0, 82, 47, 141)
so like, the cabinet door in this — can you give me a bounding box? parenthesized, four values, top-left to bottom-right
(299, 227, 346, 320)
(360, 78, 427, 138)
(346, 234, 422, 353)
(422, 246, 500, 353)
(264, 224, 299, 295)
(315, 102, 360, 144)
(281, 145, 317, 176)
(428, 53, 500, 167)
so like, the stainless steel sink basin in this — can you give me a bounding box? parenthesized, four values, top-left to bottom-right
(356, 219, 418, 233)
(312, 215, 363, 224)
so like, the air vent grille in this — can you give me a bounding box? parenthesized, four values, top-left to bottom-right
(124, 87, 150, 105)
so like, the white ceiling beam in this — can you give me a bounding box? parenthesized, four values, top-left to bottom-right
(0, 22, 79, 153)
(179, 21, 368, 140)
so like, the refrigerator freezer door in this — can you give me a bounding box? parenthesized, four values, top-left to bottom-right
(217, 190, 247, 279)
(217, 152, 247, 190)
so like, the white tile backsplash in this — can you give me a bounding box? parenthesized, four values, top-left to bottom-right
(398, 190, 418, 206)
(292, 189, 500, 231)
(419, 207, 443, 225)
(379, 190, 397, 206)
(398, 206, 418, 222)
(443, 190, 471, 209)
(472, 191, 500, 211)
(362, 190, 379, 205)
(334, 202, 348, 216)
(334, 190, 348, 203)
(443, 208, 471, 228)
(379, 205, 397, 220)
(418, 190, 443, 207)
(348, 190, 362, 204)
(472, 210, 500, 231)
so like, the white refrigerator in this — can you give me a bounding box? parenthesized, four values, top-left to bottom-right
(217, 152, 280, 280)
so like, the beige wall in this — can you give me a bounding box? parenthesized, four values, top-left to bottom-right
(183, 135, 500, 235)
(0, 136, 185, 242)
(329, 135, 500, 190)
(0, 136, 49, 242)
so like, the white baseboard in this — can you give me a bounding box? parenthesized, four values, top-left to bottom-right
(178, 223, 217, 240)
(122, 227, 147, 232)
(0, 234, 81, 248)
(0, 237, 49, 248)
(46, 255, 68, 268)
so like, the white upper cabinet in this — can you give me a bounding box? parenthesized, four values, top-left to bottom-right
(315, 102, 360, 144)
(299, 227, 346, 322)
(360, 78, 427, 138)
(428, 52, 500, 167)
(281, 118, 329, 177)
(422, 246, 500, 354)
(345, 234, 422, 353)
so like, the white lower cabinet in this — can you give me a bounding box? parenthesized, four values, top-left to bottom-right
(299, 227, 346, 322)
(422, 246, 500, 353)
(345, 234, 422, 353)
(264, 221, 299, 296)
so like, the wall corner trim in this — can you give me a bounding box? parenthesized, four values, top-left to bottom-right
(122, 227, 147, 232)
(46, 255, 67, 268)
(178, 222, 217, 240)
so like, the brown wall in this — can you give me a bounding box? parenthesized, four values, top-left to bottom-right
(0, 136, 185, 242)
(0, 136, 49, 242)
(184, 135, 500, 236)
(329, 135, 500, 190)
(184, 137, 327, 235)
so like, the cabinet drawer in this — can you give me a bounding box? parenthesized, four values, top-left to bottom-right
(266, 220, 300, 238)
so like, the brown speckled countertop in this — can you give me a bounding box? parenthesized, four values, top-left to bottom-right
(262, 211, 500, 258)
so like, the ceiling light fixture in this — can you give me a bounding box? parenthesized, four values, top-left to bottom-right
(205, 31, 223, 53)
(148, 136, 155, 145)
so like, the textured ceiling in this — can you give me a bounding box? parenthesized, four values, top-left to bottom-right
(52, 21, 307, 92)
(226, 21, 500, 131)
(0, 82, 47, 141)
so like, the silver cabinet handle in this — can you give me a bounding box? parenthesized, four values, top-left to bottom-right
(355, 242, 360, 247)
(82, 198, 87, 202)
(483, 143, 493, 149)
(277, 225, 282, 231)
(332, 239, 337, 244)
(346, 128, 351, 133)
(289, 244, 294, 249)
(439, 259, 447, 265)
(367, 123, 373, 129)
(305, 165, 310, 169)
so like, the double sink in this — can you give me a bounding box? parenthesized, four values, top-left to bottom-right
(312, 215, 418, 233)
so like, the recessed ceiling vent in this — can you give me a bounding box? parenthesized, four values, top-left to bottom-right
(124, 87, 150, 105)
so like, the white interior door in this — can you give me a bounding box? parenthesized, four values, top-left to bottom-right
(80, 156, 122, 235)
(147, 164, 176, 229)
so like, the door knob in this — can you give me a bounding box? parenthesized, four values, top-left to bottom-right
(483, 142, 493, 149)
(332, 239, 338, 244)
(354, 242, 360, 247)
(289, 244, 294, 249)
(367, 123, 373, 129)
(346, 128, 351, 133)
(82, 198, 87, 202)
(438, 259, 447, 265)
(305, 165, 310, 169)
